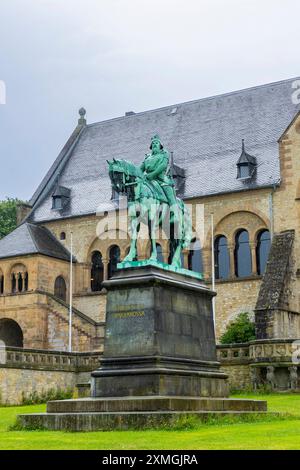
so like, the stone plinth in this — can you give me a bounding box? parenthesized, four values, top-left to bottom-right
(91, 264, 228, 398)
(18, 265, 267, 430)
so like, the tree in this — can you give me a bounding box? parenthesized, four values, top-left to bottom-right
(220, 312, 256, 344)
(0, 198, 21, 239)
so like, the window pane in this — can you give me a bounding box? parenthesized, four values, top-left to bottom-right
(91, 251, 104, 291)
(239, 164, 250, 178)
(235, 230, 252, 277)
(108, 246, 121, 279)
(53, 197, 62, 209)
(256, 230, 271, 275)
(188, 239, 203, 273)
(215, 235, 230, 279)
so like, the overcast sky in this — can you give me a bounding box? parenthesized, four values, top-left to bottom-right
(0, 0, 299, 201)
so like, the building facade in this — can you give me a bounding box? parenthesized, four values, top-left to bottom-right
(1, 77, 300, 361)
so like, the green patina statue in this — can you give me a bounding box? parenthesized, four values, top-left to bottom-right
(107, 135, 193, 270)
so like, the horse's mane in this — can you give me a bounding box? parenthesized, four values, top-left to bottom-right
(112, 159, 143, 178)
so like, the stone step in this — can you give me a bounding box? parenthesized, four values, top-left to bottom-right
(46, 396, 267, 413)
(18, 410, 269, 432)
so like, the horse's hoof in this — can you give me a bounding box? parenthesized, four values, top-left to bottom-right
(123, 256, 133, 262)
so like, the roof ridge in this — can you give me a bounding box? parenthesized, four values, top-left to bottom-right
(26, 223, 40, 253)
(29, 124, 86, 209)
(87, 76, 300, 128)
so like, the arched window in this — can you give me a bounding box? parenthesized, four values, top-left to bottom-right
(256, 230, 271, 275)
(234, 229, 252, 277)
(188, 238, 203, 273)
(54, 276, 67, 302)
(60, 232, 66, 240)
(214, 235, 230, 280)
(10, 264, 28, 293)
(0, 318, 23, 347)
(0, 270, 4, 295)
(156, 243, 164, 263)
(91, 251, 104, 291)
(108, 245, 121, 279)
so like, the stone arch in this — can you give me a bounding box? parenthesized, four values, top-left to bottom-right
(86, 229, 129, 262)
(0, 318, 24, 347)
(214, 210, 268, 245)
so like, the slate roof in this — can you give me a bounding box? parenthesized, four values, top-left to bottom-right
(29, 77, 300, 223)
(0, 223, 73, 261)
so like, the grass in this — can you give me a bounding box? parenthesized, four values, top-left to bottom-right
(0, 394, 300, 450)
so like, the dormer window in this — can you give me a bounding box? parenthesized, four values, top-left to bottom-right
(238, 163, 251, 179)
(237, 140, 257, 180)
(52, 185, 71, 211)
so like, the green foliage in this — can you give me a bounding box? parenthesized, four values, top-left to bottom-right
(220, 312, 256, 344)
(230, 383, 273, 395)
(0, 198, 22, 239)
(21, 387, 73, 406)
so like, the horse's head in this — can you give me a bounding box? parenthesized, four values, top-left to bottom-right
(107, 158, 142, 194)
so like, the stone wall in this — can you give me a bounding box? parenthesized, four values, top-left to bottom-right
(217, 339, 300, 391)
(0, 368, 79, 404)
(255, 230, 300, 339)
(0, 290, 105, 351)
(0, 347, 101, 405)
(1, 338, 299, 404)
(212, 278, 261, 338)
(73, 293, 107, 323)
(220, 364, 251, 390)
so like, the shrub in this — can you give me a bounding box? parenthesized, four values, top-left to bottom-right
(21, 387, 73, 405)
(220, 312, 255, 344)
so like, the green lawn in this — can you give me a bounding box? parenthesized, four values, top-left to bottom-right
(1, 394, 300, 450)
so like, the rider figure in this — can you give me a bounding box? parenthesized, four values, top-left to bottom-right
(140, 135, 177, 207)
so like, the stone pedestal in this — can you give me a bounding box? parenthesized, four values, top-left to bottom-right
(92, 264, 228, 398)
(18, 264, 267, 431)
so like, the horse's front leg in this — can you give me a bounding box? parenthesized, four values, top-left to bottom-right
(171, 241, 182, 268)
(149, 202, 159, 262)
(123, 216, 139, 262)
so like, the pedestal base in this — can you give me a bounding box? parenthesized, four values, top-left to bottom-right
(92, 265, 228, 397)
(92, 356, 229, 398)
(18, 396, 267, 431)
(18, 266, 267, 431)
